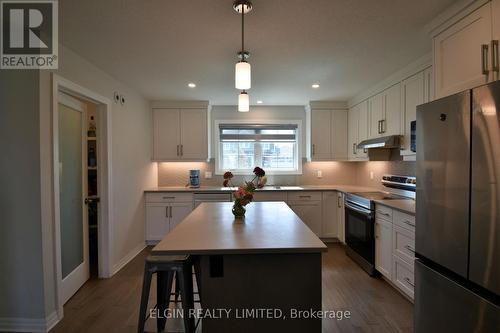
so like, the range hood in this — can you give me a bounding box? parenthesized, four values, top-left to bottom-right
(357, 135, 403, 149)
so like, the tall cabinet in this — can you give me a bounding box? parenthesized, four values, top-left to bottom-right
(152, 102, 209, 161)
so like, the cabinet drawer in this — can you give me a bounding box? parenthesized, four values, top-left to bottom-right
(394, 210, 415, 232)
(393, 225, 415, 265)
(375, 205, 393, 221)
(145, 192, 194, 203)
(287, 191, 322, 201)
(253, 191, 287, 202)
(393, 255, 415, 299)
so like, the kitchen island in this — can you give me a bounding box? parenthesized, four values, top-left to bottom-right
(152, 201, 327, 332)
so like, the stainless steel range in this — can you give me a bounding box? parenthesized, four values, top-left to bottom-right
(344, 175, 415, 276)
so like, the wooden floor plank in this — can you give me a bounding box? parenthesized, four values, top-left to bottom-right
(50, 243, 413, 333)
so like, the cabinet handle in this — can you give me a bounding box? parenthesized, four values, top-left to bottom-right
(312, 144, 315, 156)
(482, 44, 490, 75)
(176, 145, 180, 156)
(378, 120, 382, 134)
(404, 244, 415, 253)
(165, 206, 168, 218)
(169, 206, 173, 218)
(381, 119, 386, 133)
(337, 196, 341, 208)
(180, 145, 183, 156)
(404, 220, 415, 227)
(163, 196, 176, 200)
(492, 40, 499, 72)
(299, 195, 312, 199)
(377, 210, 390, 216)
(353, 143, 357, 155)
(404, 277, 415, 288)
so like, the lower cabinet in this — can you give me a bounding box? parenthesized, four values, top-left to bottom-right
(375, 218, 393, 279)
(288, 191, 323, 236)
(375, 204, 416, 300)
(145, 193, 194, 243)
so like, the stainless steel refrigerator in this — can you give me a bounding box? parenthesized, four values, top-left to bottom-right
(415, 80, 500, 332)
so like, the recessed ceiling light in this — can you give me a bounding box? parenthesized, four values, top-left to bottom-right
(257, 100, 263, 104)
(188, 83, 196, 88)
(312, 83, 320, 89)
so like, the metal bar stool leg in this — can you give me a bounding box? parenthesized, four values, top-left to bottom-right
(137, 264, 153, 333)
(178, 266, 196, 333)
(157, 271, 173, 332)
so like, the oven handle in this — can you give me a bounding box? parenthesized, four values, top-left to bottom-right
(345, 201, 373, 218)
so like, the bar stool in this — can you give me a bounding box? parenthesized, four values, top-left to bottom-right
(137, 255, 196, 333)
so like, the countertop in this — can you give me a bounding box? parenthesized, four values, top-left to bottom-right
(145, 185, 416, 214)
(151, 202, 328, 255)
(374, 199, 416, 215)
(145, 184, 380, 194)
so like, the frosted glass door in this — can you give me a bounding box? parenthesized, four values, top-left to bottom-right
(58, 94, 89, 303)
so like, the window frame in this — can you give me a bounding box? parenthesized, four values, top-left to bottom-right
(214, 119, 303, 175)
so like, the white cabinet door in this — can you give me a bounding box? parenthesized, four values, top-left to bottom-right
(383, 83, 402, 136)
(289, 202, 322, 236)
(357, 101, 369, 159)
(321, 191, 338, 238)
(146, 203, 169, 241)
(331, 109, 348, 160)
(311, 110, 332, 161)
(153, 109, 181, 161)
(423, 66, 434, 103)
(169, 202, 193, 231)
(337, 192, 345, 243)
(433, 3, 492, 98)
(375, 218, 393, 279)
(369, 93, 384, 138)
(180, 109, 208, 160)
(401, 72, 424, 155)
(347, 105, 359, 160)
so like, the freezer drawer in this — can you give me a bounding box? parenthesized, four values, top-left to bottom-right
(416, 91, 471, 277)
(415, 260, 500, 333)
(470, 81, 500, 296)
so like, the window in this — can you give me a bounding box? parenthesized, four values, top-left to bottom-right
(217, 123, 301, 175)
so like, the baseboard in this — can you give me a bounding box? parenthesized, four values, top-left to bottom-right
(0, 311, 59, 333)
(111, 243, 146, 276)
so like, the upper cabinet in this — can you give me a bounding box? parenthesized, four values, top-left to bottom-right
(152, 107, 208, 161)
(348, 101, 368, 160)
(433, 2, 498, 99)
(368, 83, 402, 138)
(310, 108, 348, 161)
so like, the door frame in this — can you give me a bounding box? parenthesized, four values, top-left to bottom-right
(52, 74, 113, 318)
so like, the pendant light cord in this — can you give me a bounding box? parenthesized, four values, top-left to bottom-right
(241, 6, 245, 58)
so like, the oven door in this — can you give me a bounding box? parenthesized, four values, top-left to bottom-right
(345, 201, 375, 264)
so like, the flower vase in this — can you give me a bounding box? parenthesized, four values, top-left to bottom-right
(232, 203, 246, 220)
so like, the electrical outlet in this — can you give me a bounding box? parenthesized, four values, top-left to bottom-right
(205, 171, 212, 179)
(317, 170, 322, 178)
(370, 171, 374, 180)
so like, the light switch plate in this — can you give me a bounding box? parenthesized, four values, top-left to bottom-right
(205, 171, 212, 179)
(317, 170, 322, 178)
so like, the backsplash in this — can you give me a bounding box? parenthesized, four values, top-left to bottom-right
(156, 160, 415, 189)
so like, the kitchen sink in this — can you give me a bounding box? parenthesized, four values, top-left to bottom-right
(273, 186, 304, 190)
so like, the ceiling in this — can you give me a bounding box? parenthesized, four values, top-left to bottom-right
(60, 0, 455, 105)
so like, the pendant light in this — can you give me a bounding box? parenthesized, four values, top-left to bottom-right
(234, 1, 252, 91)
(238, 90, 249, 112)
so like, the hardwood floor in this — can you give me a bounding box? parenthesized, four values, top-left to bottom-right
(50, 243, 413, 333)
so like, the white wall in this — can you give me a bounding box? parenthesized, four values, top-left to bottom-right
(37, 44, 157, 325)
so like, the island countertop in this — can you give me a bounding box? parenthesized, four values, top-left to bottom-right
(152, 202, 327, 255)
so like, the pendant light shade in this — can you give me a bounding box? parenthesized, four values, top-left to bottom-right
(238, 91, 250, 112)
(235, 61, 251, 90)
